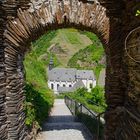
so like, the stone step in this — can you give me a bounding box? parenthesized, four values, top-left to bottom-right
(47, 115, 77, 123)
(43, 122, 84, 130)
(40, 122, 93, 140)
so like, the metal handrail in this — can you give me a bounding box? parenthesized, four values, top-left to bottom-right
(65, 96, 104, 119)
(64, 95, 105, 140)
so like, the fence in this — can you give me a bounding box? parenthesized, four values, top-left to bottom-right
(64, 96, 105, 140)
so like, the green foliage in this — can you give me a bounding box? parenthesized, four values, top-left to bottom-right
(93, 65, 104, 82)
(90, 86, 106, 107)
(25, 84, 54, 128)
(68, 45, 104, 68)
(136, 10, 140, 16)
(66, 86, 107, 113)
(80, 31, 102, 47)
(24, 31, 57, 128)
(63, 29, 82, 44)
(55, 94, 66, 99)
(32, 31, 57, 56)
(68, 30, 105, 81)
(50, 28, 92, 67)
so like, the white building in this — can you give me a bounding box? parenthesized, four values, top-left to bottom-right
(47, 58, 96, 94)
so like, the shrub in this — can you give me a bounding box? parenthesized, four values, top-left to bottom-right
(66, 86, 106, 113)
(24, 84, 54, 128)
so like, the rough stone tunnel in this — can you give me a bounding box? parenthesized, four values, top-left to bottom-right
(0, 0, 140, 139)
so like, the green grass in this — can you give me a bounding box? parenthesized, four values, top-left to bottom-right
(24, 31, 57, 128)
(68, 30, 105, 81)
(50, 28, 92, 66)
(64, 86, 106, 113)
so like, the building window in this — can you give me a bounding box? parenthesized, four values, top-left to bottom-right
(57, 84, 59, 89)
(51, 83, 54, 89)
(69, 85, 72, 87)
(90, 83, 93, 89)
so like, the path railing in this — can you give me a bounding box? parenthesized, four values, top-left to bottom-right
(64, 96, 105, 140)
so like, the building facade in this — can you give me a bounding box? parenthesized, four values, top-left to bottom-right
(47, 59, 96, 94)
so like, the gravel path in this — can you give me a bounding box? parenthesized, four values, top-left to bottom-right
(37, 99, 92, 140)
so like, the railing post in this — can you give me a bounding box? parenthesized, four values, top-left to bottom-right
(71, 99, 72, 114)
(97, 114, 100, 140)
(75, 100, 77, 116)
(80, 104, 82, 114)
(65, 96, 105, 140)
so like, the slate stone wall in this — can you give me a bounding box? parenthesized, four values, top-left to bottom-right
(0, 1, 7, 139)
(0, 0, 139, 140)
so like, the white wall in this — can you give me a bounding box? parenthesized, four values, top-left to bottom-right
(82, 79, 96, 92)
(48, 80, 76, 94)
(48, 79, 96, 94)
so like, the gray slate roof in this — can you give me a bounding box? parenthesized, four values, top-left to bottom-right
(48, 68, 76, 82)
(73, 80, 85, 90)
(76, 70, 95, 80)
(58, 80, 85, 93)
(48, 68, 95, 81)
(58, 87, 74, 93)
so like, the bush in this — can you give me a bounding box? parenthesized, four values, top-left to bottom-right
(66, 86, 107, 113)
(24, 31, 56, 129)
(25, 84, 54, 128)
(91, 86, 106, 107)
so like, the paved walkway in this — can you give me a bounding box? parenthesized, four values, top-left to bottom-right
(37, 99, 92, 140)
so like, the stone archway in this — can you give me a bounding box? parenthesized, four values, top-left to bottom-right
(0, 0, 140, 140)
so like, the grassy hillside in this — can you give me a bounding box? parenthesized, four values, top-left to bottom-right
(50, 28, 92, 67)
(68, 31, 105, 81)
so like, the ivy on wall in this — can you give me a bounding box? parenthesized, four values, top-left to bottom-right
(135, 10, 140, 16)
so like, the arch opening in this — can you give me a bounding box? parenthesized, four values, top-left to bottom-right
(23, 27, 106, 139)
(4, 5, 109, 136)
(2, 0, 134, 139)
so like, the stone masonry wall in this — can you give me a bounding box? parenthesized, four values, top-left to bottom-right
(0, 0, 139, 140)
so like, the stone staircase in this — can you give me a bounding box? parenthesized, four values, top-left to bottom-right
(37, 99, 93, 140)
